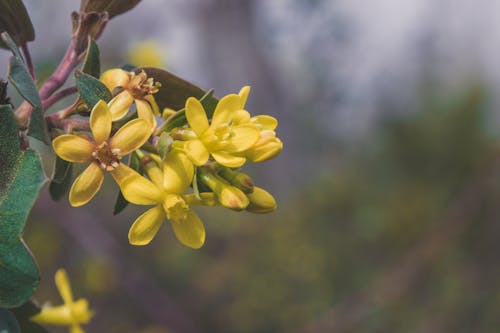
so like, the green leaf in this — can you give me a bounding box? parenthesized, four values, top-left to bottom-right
(113, 152, 141, 215)
(82, 39, 101, 78)
(0, 107, 45, 308)
(0, 308, 20, 333)
(81, 0, 142, 19)
(48, 157, 73, 201)
(0, 0, 35, 48)
(0, 32, 22, 60)
(140, 67, 218, 111)
(8, 55, 49, 144)
(75, 70, 112, 109)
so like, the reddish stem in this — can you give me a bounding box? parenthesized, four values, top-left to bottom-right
(46, 113, 89, 132)
(42, 86, 78, 110)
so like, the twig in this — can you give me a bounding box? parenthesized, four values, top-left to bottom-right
(21, 43, 36, 80)
(46, 113, 89, 133)
(42, 86, 78, 110)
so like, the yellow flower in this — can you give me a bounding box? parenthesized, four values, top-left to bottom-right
(31, 269, 93, 333)
(101, 68, 160, 130)
(127, 41, 165, 68)
(234, 86, 283, 163)
(119, 151, 206, 249)
(173, 94, 260, 168)
(52, 100, 151, 207)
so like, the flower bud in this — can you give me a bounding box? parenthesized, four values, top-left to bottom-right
(246, 187, 277, 214)
(199, 169, 249, 211)
(218, 167, 254, 194)
(246, 131, 283, 163)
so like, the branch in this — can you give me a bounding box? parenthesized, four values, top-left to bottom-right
(21, 43, 36, 80)
(42, 86, 78, 110)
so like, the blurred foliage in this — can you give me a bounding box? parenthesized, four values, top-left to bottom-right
(24, 83, 500, 332)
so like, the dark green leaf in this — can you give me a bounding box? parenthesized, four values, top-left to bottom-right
(0, 108, 44, 307)
(8, 56, 49, 144)
(0, 0, 34, 48)
(48, 157, 73, 201)
(82, 39, 100, 78)
(140, 67, 218, 111)
(0, 79, 10, 105)
(113, 152, 141, 215)
(81, 0, 142, 19)
(0, 308, 20, 333)
(0, 32, 22, 60)
(75, 70, 112, 109)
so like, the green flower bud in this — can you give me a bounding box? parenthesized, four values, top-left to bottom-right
(218, 167, 254, 194)
(246, 187, 277, 214)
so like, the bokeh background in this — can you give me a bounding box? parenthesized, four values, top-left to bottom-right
(2, 0, 500, 332)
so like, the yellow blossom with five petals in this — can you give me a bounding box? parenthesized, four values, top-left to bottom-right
(31, 269, 93, 333)
(173, 94, 260, 167)
(101, 68, 160, 130)
(52, 100, 151, 207)
(119, 151, 206, 249)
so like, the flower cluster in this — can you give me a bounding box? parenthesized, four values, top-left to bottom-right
(53, 68, 282, 249)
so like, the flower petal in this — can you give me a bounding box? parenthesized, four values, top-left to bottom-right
(238, 86, 251, 108)
(246, 137, 283, 163)
(145, 95, 160, 116)
(108, 90, 134, 120)
(101, 68, 130, 90)
(163, 150, 194, 194)
(55, 269, 73, 304)
(109, 163, 138, 185)
(53, 135, 94, 163)
(181, 139, 209, 166)
(225, 125, 260, 152)
(171, 210, 205, 249)
(90, 100, 112, 144)
(212, 151, 246, 168)
(110, 119, 151, 155)
(233, 110, 251, 125)
(119, 172, 163, 205)
(212, 94, 241, 126)
(69, 163, 104, 207)
(252, 115, 278, 130)
(128, 205, 165, 246)
(135, 99, 157, 131)
(185, 97, 209, 136)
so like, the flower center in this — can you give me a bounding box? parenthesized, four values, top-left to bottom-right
(163, 195, 189, 223)
(91, 141, 121, 171)
(126, 71, 161, 99)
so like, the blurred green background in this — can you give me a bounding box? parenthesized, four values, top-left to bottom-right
(3, 0, 500, 332)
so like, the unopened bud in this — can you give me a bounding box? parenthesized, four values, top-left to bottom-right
(199, 169, 249, 211)
(184, 192, 219, 207)
(246, 135, 283, 163)
(218, 168, 254, 194)
(246, 187, 277, 214)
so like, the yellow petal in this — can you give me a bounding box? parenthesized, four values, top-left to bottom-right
(71, 299, 93, 323)
(185, 97, 209, 136)
(145, 95, 160, 116)
(128, 205, 165, 246)
(247, 137, 283, 163)
(233, 110, 251, 125)
(69, 163, 104, 207)
(119, 172, 163, 205)
(71, 324, 85, 333)
(238, 86, 251, 108)
(211, 151, 246, 168)
(184, 139, 209, 166)
(252, 115, 278, 130)
(163, 150, 194, 194)
(101, 68, 130, 90)
(135, 99, 157, 131)
(31, 304, 73, 325)
(110, 119, 151, 155)
(211, 94, 241, 126)
(143, 158, 164, 189)
(89, 100, 112, 144)
(53, 135, 93, 163)
(109, 163, 138, 185)
(108, 90, 134, 120)
(225, 125, 260, 152)
(246, 186, 277, 213)
(55, 269, 73, 305)
(171, 210, 205, 249)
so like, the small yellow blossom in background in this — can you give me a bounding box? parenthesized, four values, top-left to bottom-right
(173, 94, 260, 167)
(101, 68, 161, 130)
(127, 40, 165, 68)
(52, 100, 151, 206)
(31, 269, 93, 333)
(119, 151, 206, 249)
